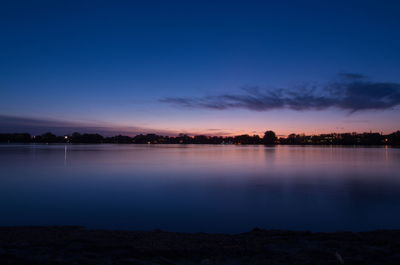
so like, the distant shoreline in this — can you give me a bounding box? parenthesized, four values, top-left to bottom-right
(0, 142, 400, 148)
(1, 130, 400, 146)
(0, 226, 398, 264)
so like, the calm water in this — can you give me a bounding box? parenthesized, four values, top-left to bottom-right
(1, 144, 400, 233)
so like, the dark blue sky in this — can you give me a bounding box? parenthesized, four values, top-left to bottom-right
(1, 0, 400, 135)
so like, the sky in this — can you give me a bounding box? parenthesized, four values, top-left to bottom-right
(1, 0, 400, 136)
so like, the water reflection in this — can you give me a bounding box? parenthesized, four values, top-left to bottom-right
(64, 145, 67, 166)
(0, 144, 399, 232)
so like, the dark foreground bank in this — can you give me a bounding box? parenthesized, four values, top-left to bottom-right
(0, 227, 399, 265)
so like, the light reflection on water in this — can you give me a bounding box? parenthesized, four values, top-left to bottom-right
(0, 144, 400, 233)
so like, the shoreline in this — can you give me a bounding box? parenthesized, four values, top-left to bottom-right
(0, 226, 399, 264)
(1, 142, 399, 147)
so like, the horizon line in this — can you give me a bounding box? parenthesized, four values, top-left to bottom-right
(1, 130, 399, 139)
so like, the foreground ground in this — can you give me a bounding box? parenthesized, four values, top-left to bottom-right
(0, 226, 399, 265)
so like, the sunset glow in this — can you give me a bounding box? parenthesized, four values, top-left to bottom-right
(1, 1, 399, 136)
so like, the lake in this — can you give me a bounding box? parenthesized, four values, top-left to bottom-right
(1, 144, 399, 233)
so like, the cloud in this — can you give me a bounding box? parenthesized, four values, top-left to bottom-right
(160, 73, 400, 113)
(0, 115, 177, 136)
(338, 72, 367, 80)
(0, 115, 237, 136)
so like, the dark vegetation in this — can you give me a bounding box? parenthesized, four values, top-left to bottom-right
(0, 226, 399, 265)
(1, 130, 400, 145)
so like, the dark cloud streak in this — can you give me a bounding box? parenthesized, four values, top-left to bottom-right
(0, 115, 176, 136)
(0, 115, 231, 136)
(338, 72, 367, 80)
(160, 74, 400, 113)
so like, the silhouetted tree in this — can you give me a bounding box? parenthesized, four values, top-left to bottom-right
(37, 132, 58, 143)
(176, 134, 192, 144)
(388, 131, 400, 145)
(193, 135, 209, 144)
(359, 133, 382, 145)
(105, 135, 132, 144)
(1, 130, 400, 145)
(263, 131, 277, 145)
(0, 133, 31, 143)
(81, 133, 104, 143)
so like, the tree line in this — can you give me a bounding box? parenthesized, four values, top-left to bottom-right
(0, 130, 399, 146)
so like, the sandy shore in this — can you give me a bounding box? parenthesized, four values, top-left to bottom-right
(0, 226, 399, 264)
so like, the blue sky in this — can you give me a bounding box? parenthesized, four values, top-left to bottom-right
(1, 0, 400, 136)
